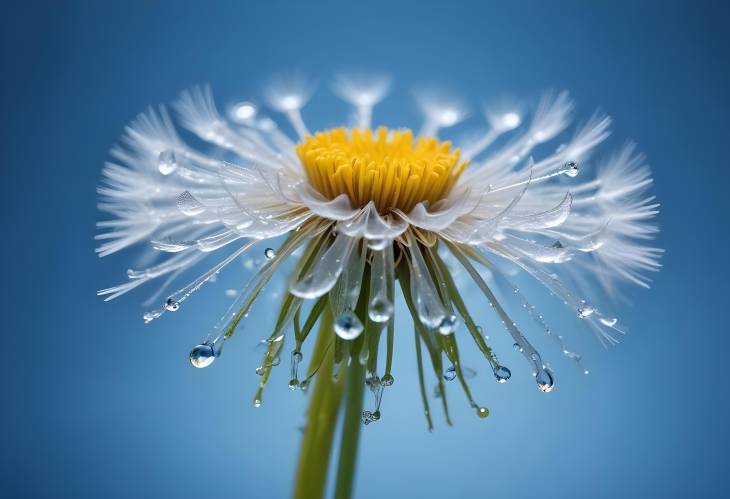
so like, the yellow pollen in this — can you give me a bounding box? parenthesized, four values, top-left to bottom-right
(295, 127, 468, 213)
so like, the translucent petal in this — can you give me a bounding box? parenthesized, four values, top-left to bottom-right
(295, 184, 358, 221)
(505, 192, 573, 230)
(290, 232, 357, 299)
(405, 231, 447, 328)
(368, 243, 395, 323)
(338, 202, 408, 240)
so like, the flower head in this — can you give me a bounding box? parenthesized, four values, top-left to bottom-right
(98, 75, 661, 425)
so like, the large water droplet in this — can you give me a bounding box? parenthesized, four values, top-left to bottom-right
(443, 365, 457, 381)
(368, 297, 393, 323)
(158, 149, 178, 175)
(288, 379, 300, 390)
(334, 311, 364, 340)
(264, 248, 276, 260)
(165, 298, 180, 312)
(564, 161, 579, 177)
(476, 406, 489, 418)
(189, 343, 216, 368)
(513, 342, 524, 353)
(536, 369, 555, 393)
(381, 374, 394, 386)
(438, 314, 459, 335)
(493, 365, 512, 383)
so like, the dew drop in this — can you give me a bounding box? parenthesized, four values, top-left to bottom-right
(476, 406, 489, 419)
(536, 369, 555, 393)
(513, 342, 524, 353)
(158, 149, 178, 175)
(381, 374, 394, 386)
(564, 161, 579, 177)
(264, 248, 276, 260)
(255, 366, 264, 376)
(288, 379, 300, 390)
(493, 365, 512, 383)
(189, 343, 216, 368)
(577, 304, 595, 319)
(334, 311, 364, 340)
(443, 365, 457, 381)
(368, 297, 394, 323)
(438, 314, 459, 335)
(254, 399, 262, 408)
(165, 298, 180, 312)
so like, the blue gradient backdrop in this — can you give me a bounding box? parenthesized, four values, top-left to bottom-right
(3, 1, 729, 498)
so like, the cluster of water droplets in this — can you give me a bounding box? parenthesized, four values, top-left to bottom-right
(362, 373, 384, 425)
(505, 280, 590, 375)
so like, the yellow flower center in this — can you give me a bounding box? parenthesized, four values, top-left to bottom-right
(296, 127, 468, 213)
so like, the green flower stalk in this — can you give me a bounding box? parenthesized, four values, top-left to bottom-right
(97, 74, 661, 498)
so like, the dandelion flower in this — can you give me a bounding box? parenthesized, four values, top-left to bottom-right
(97, 75, 661, 498)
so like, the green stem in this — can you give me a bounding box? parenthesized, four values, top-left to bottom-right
(294, 310, 343, 499)
(334, 349, 366, 499)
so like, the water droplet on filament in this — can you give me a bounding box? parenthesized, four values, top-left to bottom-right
(536, 369, 555, 393)
(438, 314, 459, 335)
(577, 304, 595, 319)
(368, 296, 393, 323)
(334, 311, 364, 340)
(158, 149, 178, 175)
(264, 248, 276, 260)
(165, 298, 180, 312)
(189, 343, 216, 368)
(493, 365, 512, 383)
(564, 161, 579, 177)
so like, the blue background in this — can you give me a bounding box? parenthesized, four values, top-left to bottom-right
(3, 1, 729, 498)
